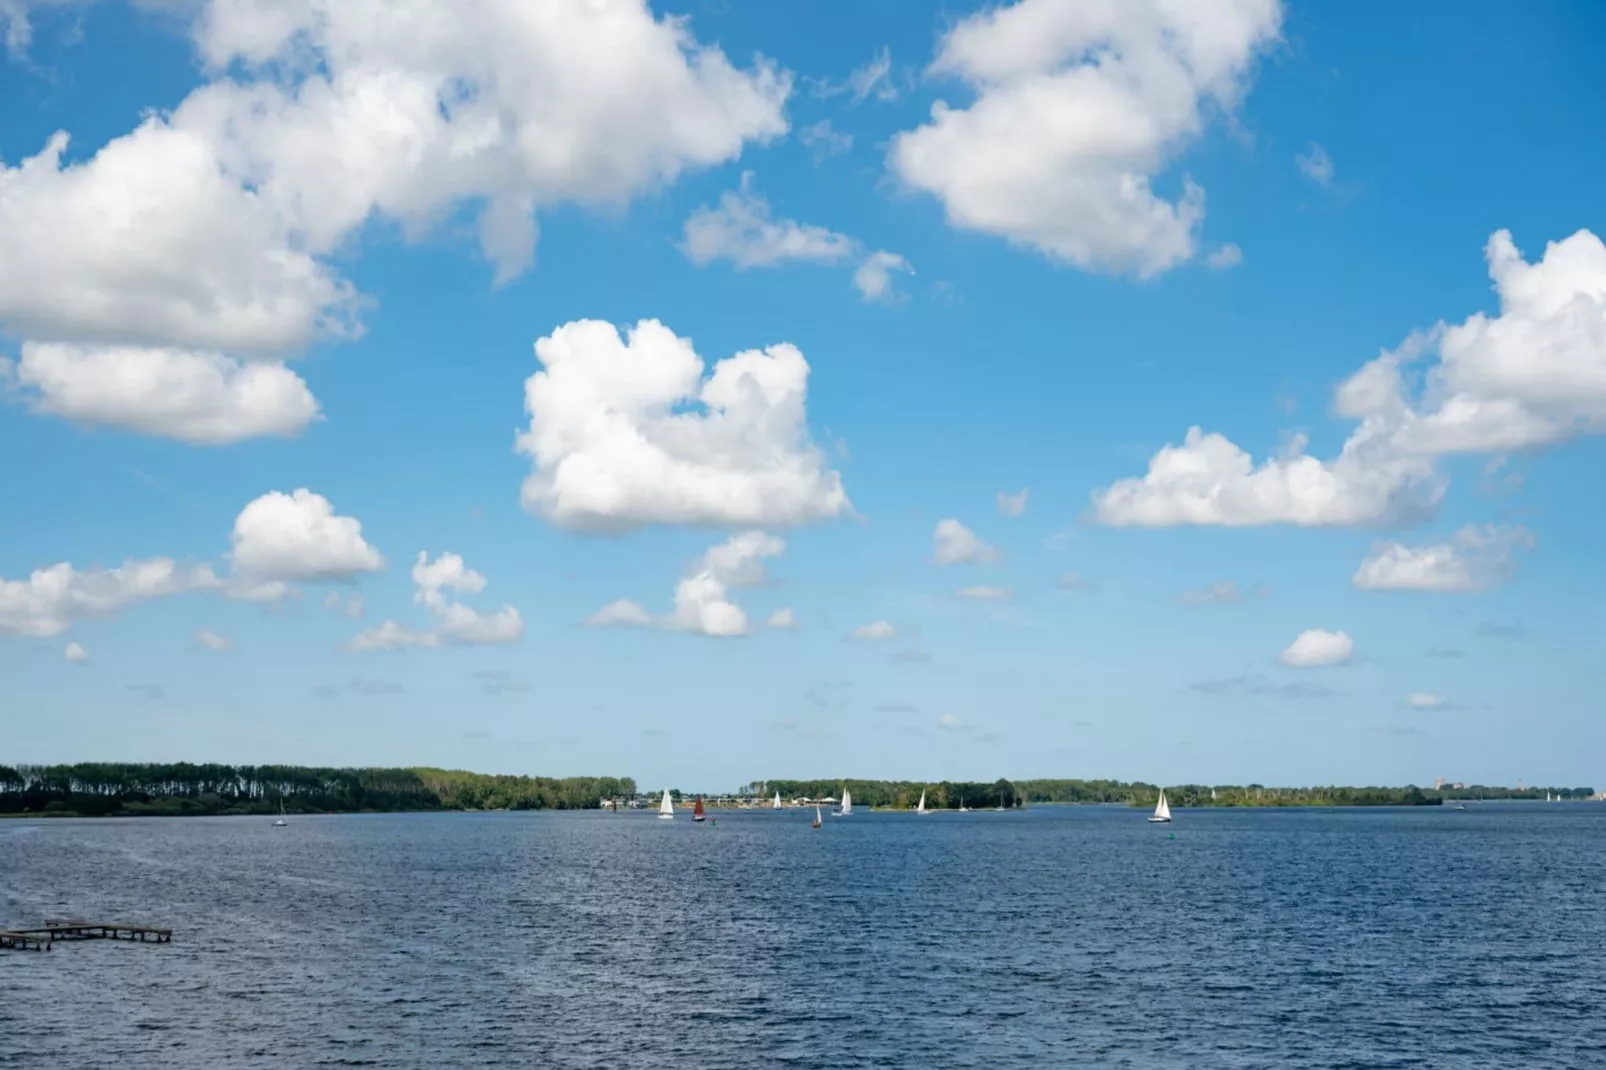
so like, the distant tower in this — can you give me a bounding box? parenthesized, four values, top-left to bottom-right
(1435, 776, 1445, 791)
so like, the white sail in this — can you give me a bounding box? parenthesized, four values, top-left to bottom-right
(1152, 790, 1172, 822)
(916, 789, 927, 814)
(658, 789, 674, 819)
(840, 788, 852, 816)
(773, 791, 782, 810)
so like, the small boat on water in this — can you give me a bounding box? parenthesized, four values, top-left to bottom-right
(957, 797, 969, 813)
(772, 791, 782, 810)
(812, 805, 822, 829)
(834, 788, 853, 817)
(996, 788, 1007, 812)
(1148, 790, 1172, 824)
(916, 789, 930, 815)
(272, 799, 287, 827)
(1453, 803, 1467, 811)
(658, 789, 675, 819)
(692, 796, 707, 823)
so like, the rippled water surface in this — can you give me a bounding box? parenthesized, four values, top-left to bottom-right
(2, 804, 1603, 1068)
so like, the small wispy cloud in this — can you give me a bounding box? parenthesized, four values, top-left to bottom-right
(1205, 243, 1243, 270)
(1297, 142, 1335, 186)
(474, 669, 531, 696)
(1187, 675, 1336, 700)
(996, 488, 1028, 518)
(798, 119, 853, 162)
(1178, 580, 1265, 605)
(192, 628, 232, 652)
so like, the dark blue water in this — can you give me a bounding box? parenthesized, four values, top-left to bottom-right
(2, 804, 1603, 1068)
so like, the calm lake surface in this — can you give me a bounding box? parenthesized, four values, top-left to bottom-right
(2, 804, 1603, 1068)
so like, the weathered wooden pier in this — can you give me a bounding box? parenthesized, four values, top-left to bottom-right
(0, 919, 172, 952)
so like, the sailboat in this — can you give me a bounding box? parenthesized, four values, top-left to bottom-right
(916, 789, 929, 815)
(834, 788, 853, 817)
(996, 788, 1007, 812)
(272, 798, 288, 827)
(657, 789, 675, 819)
(957, 796, 969, 813)
(772, 791, 782, 810)
(692, 796, 707, 823)
(1148, 789, 1172, 824)
(812, 804, 822, 829)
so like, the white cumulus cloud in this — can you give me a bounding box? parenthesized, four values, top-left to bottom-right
(585, 531, 785, 638)
(1279, 628, 1353, 668)
(1353, 525, 1532, 593)
(888, 0, 1282, 276)
(586, 599, 654, 629)
(1408, 691, 1447, 710)
(766, 607, 797, 629)
(0, 558, 219, 638)
(853, 250, 913, 303)
(0, 0, 790, 441)
(1091, 426, 1441, 528)
(3, 343, 319, 444)
(230, 489, 384, 583)
(933, 518, 997, 565)
(681, 173, 857, 269)
(957, 585, 1012, 601)
(1094, 228, 1606, 527)
(517, 319, 849, 533)
(850, 620, 897, 642)
(350, 551, 522, 651)
(64, 641, 89, 663)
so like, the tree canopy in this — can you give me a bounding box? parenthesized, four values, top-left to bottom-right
(0, 763, 635, 817)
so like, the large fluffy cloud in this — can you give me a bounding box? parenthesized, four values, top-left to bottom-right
(229, 489, 384, 583)
(350, 551, 522, 650)
(3, 343, 319, 445)
(0, 0, 790, 441)
(1352, 525, 1532, 593)
(0, 484, 381, 638)
(888, 0, 1282, 276)
(0, 558, 219, 637)
(1094, 229, 1606, 526)
(518, 319, 849, 532)
(1092, 426, 1441, 527)
(585, 531, 786, 637)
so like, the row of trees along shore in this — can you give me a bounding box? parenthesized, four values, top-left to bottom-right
(0, 763, 636, 817)
(1017, 780, 1595, 807)
(755, 779, 1025, 810)
(753, 779, 1595, 809)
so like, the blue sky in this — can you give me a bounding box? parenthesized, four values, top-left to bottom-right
(2, 0, 1604, 791)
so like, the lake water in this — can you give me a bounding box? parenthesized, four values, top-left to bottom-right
(1, 804, 1602, 1068)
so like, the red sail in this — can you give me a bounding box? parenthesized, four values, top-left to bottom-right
(693, 796, 705, 817)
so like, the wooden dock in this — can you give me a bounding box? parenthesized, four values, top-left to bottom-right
(0, 919, 172, 951)
(0, 930, 51, 952)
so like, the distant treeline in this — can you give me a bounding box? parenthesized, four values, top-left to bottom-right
(752, 779, 1023, 809)
(0, 763, 636, 817)
(1016, 780, 1594, 808)
(749, 778, 1593, 810)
